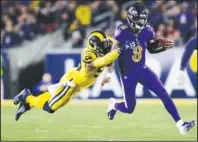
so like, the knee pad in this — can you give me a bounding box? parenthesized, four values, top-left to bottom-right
(43, 102, 55, 114)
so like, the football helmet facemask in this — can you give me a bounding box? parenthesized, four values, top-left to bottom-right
(87, 31, 111, 55)
(127, 3, 148, 33)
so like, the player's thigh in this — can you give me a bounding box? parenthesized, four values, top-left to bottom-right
(139, 67, 166, 94)
(120, 75, 137, 105)
(48, 85, 77, 111)
(48, 69, 77, 111)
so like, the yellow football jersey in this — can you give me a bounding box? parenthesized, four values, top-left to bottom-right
(72, 47, 105, 89)
(59, 36, 118, 92)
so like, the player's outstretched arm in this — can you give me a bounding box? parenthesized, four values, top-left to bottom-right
(91, 40, 121, 68)
(92, 50, 120, 68)
(147, 38, 174, 54)
(100, 40, 121, 88)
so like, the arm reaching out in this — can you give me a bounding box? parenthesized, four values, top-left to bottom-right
(92, 50, 120, 68)
(100, 40, 121, 88)
(86, 40, 121, 70)
(147, 38, 174, 54)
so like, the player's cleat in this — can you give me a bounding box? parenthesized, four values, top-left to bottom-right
(178, 120, 195, 135)
(14, 88, 31, 105)
(15, 101, 30, 121)
(107, 98, 117, 120)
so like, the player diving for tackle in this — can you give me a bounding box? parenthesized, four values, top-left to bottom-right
(14, 31, 122, 121)
(102, 3, 195, 136)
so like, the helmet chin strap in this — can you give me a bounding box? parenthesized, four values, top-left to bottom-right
(132, 24, 143, 34)
(127, 18, 143, 34)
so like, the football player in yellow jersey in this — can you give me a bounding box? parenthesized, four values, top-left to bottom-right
(14, 30, 121, 121)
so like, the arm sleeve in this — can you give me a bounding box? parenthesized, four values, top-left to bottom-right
(146, 25, 167, 54)
(146, 24, 155, 41)
(180, 37, 197, 70)
(93, 50, 120, 68)
(147, 40, 167, 54)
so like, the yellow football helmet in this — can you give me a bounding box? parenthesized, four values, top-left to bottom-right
(87, 31, 112, 54)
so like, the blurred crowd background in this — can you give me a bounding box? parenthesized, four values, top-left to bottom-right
(1, 0, 197, 49)
(1, 0, 197, 98)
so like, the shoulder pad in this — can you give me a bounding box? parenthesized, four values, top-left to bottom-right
(115, 23, 128, 38)
(82, 51, 98, 63)
(145, 24, 154, 34)
(119, 24, 129, 30)
(145, 24, 153, 30)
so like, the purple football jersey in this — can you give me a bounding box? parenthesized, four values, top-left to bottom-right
(114, 23, 155, 74)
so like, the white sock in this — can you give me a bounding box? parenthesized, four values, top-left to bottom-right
(177, 119, 184, 128)
(112, 99, 116, 110)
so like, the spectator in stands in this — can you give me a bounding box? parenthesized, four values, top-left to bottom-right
(119, 8, 127, 22)
(165, 19, 183, 46)
(54, 0, 67, 27)
(33, 73, 54, 96)
(106, 1, 119, 21)
(176, 2, 195, 43)
(71, 29, 85, 48)
(17, 5, 37, 40)
(75, 2, 91, 27)
(7, 6, 19, 25)
(2, 17, 22, 49)
(39, 1, 57, 33)
(156, 24, 166, 38)
(148, 1, 168, 31)
(90, 0, 102, 26)
(61, 1, 77, 40)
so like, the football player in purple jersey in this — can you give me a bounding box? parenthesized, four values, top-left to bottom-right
(103, 3, 195, 135)
(177, 35, 197, 85)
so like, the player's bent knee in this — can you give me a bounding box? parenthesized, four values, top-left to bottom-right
(127, 106, 135, 114)
(127, 103, 136, 114)
(43, 102, 55, 114)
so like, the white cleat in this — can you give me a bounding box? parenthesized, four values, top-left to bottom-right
(178, 120, 195, 135)
(107, 98, 117, 120)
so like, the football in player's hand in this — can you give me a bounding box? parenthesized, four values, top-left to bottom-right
(158, 37, 174, 49)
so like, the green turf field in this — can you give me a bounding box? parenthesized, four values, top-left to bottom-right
(1, 99, 197, 141)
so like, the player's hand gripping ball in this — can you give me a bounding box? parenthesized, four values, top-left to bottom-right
(158, 37, 174, 49)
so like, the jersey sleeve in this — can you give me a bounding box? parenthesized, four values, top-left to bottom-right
(93, 50, 120, 68)
(82, 51, 98, 63)
(180, 36, 197, 70)
(146, 24, 155, 42)
(114, 24, 128, 44)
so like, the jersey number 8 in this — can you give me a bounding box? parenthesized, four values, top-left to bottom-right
(132, 46, 143, 62)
